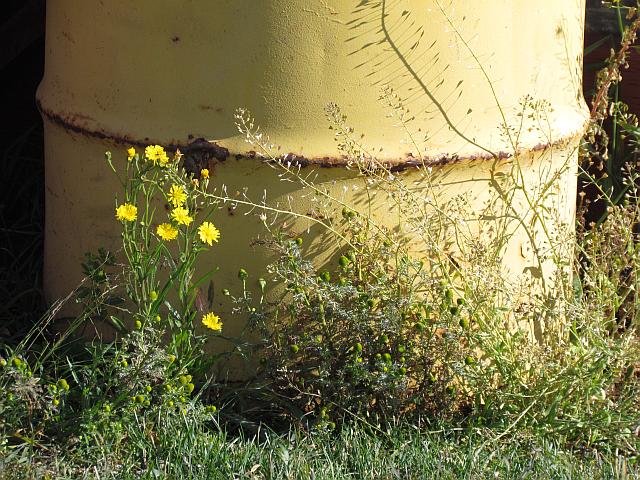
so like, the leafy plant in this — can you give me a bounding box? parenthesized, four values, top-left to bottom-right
(0, 145, 225, 457)
(235, 93, 640, 452)
(256, 220, 473, 427)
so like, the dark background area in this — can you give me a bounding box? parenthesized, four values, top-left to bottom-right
(0, 1, 636, 339)
(1, 0, 45, 340)
(1, 0, 44, 148)
(584, 0, 640, 111)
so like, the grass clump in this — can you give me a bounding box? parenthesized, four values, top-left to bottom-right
(1, 417, 637, 479)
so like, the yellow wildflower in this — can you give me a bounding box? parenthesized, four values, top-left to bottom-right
(127, 147, 136, 161)
(167, 184, 187, 208)
(156, 223, 178, 241)
(144, 145, 170, 167)
(115, 203, 137, 222)
(200, 169, 209, 179)
(171, 206, 193, 226)
(198, 222, 220, 246)
(202, 312, 222, 331)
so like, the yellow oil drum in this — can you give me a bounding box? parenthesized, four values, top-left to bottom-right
(38, 1, 588, 375)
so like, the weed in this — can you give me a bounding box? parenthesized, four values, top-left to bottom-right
(234, 91, 639, 454)
(0, 145, 226, 466)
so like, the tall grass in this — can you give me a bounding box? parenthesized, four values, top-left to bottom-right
(2, 416, 636, 479)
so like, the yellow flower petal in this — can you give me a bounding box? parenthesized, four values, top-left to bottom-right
(156, 223, 178, 241)
(202, 312, 222, 331)
(198, 222, 220, 246)
(115, 203, 137, 222)
(167, 184, 187, 208)
(171, 206, 193, 226)
(144, 145, 170, 167)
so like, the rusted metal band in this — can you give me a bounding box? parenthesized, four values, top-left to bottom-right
(36, 99, 230, 161)
(263, 132, 583, 172)
(37, 98, 585, 170)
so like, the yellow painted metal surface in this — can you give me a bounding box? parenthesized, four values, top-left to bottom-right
(38, 0, 588, 376)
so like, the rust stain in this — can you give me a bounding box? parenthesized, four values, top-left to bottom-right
(46, 186, 59, 199)
(37, 99, 583, 171)
(182, 137, 228, 177)
(61, 31, 75, 44)
(199, 105, 224, 113)
(245, 132, 579, 172)
(37, 99, 229, 162)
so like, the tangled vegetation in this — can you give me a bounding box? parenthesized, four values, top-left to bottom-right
(1, 2, 640, 478)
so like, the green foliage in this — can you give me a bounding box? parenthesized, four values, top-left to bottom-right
(0, 145, 224, 464)
(105, 147, 222, 357)
(256, 218, 473, 426)
(237, 96, 640, 453)
(255, 194, 640, 451)
(1, 417, 637, 479)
